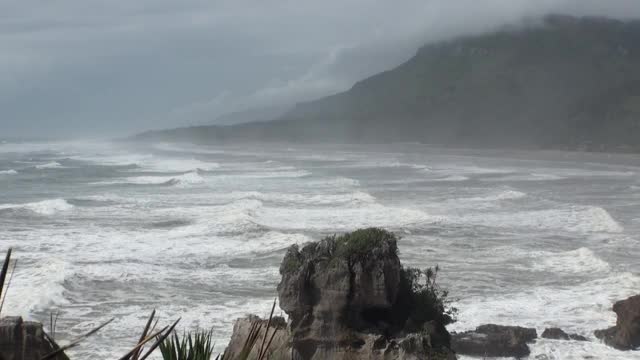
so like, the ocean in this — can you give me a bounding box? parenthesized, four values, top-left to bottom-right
(0, 140, 638, 359)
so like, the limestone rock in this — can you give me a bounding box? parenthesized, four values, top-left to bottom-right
(277, 229, 403, 347)
(259, 228, 456, 359)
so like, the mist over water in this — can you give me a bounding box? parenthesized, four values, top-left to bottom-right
(0, 140, 639, 359)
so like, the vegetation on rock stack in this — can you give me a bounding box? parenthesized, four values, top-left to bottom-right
(333, 228, 399, 262)
(396, 266, 457, 332)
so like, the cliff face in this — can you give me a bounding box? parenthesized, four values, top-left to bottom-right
(273, 15, 640, 149)
(135, 15, 640, 152)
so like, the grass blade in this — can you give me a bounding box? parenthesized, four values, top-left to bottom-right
(0, 248, 12, 317)
(40, 318, 114, 360)
(258, 299, 276, 359)
(119, 324, 170, 360)
(0, 258, 17, 316)
(138, 317, 181, 360)
(131, 309, 156, 360)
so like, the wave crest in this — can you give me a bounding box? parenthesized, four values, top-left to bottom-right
(0, 199, 74, 215)
(35, 162, 62, 169)
(531, 247, 611, 274)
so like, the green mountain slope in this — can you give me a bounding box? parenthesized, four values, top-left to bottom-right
(136, 15, 640, 151)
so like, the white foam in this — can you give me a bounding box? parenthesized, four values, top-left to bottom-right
(488, 173, 566, 181)
(530, 248, 611, 274)
(450, 272, 640, 343)
(75, 154, 220, 172)
(433, 165, 514, 175)
(76, 194, 150, 205)
(0, 199, 74, 215)
(349, 160, 430, 170)
(254, 203, 441, 231)
(72, 153, 153, 167)
(289, 153, 349, 161)
(308, 177, 360, 187)
(153, 199, 265, 235)
(0, 169, 17, 175)
(35, 161, 62, 169)
(228, 191, 376, 205)
(3, 258, 69, 315)
(230, 170, 312, 179)
(199, 231, 312, 258)
(429, 175, 469, 182)
(528, 337, 640, 360)
(136, 158, 220, 173)
(451, 205, 623, 234)
(152, 143, 226, 155)
(96, 171, 206, 188)
(462, 190, 527, 202)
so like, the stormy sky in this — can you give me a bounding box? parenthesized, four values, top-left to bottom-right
(2, 0, 640, 138)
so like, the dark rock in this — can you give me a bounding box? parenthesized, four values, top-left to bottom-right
(569, 334, 588, 341)
(541, 327, 588, 342)
(0, 316, 68, 360)
(372, 335, 387, 350)
(542, 328, 570, 340)
(451, 324, 537, 358)
(594, 294, 640, 350)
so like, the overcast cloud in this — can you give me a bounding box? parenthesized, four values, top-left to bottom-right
(2, 0, 640, 137)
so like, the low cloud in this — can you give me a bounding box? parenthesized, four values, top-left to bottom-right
(2, 0, 640, 137)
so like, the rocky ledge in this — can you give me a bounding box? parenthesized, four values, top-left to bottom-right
(541, 327, 587, 342)
(0, 316, 68, 360)
(595, 294, 640, 350)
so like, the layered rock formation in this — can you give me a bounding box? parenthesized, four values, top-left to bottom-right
(277, 229, 455, 359)
(0, 316, 68, 360)
(595, 294, 640, 350)
(224, 228, 456, 360)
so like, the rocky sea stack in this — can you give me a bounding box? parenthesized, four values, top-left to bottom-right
(223, 228, 640, 359)
(226, 228, 457, 360)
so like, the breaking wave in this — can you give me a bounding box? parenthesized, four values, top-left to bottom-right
(530, 247, 611, 274)
(35, 161, 63, 169)
(95, 171, 206, 188)
(0, 199, 74, 215)
(462, 190, 527, 202)
(450, 205, 622, 234)
(227, 191, 376, 205)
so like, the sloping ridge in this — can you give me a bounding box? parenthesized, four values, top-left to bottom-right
(135, 15, 640, 151)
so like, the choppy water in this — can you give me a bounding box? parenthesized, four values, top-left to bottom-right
(0, 140, 639, 359)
